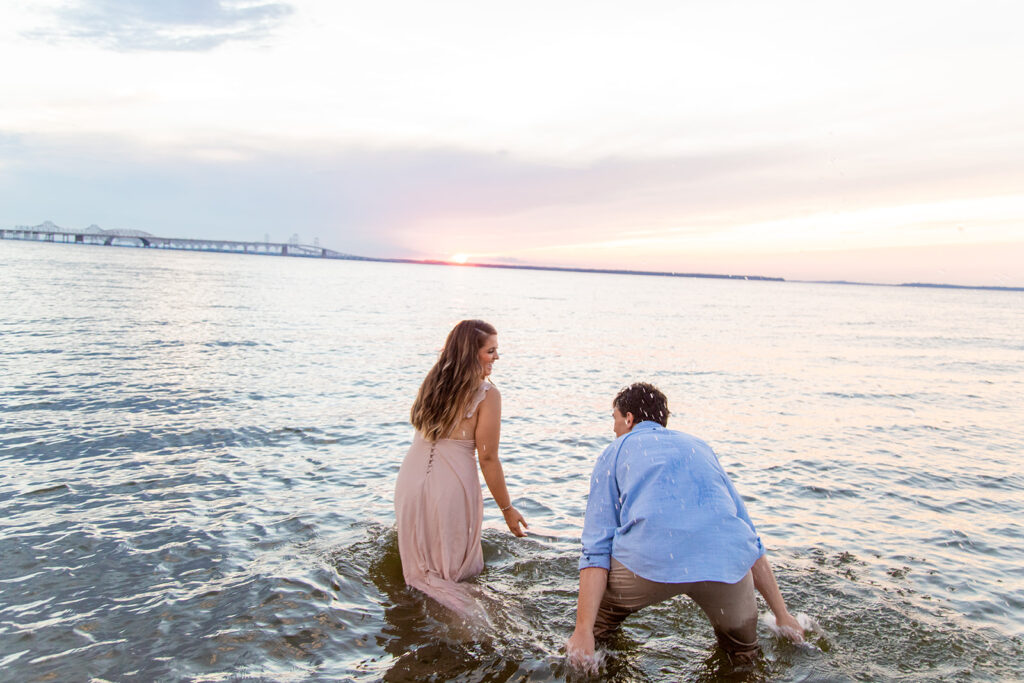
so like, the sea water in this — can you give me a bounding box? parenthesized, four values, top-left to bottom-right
(1, 239, 1022, 681)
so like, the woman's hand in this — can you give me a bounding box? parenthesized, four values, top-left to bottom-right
(502, 505, 528, 537)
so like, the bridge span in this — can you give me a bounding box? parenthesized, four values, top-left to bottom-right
(1, 225, 366, 260)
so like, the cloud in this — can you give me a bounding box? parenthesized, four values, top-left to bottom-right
(32, 0, 293, 51)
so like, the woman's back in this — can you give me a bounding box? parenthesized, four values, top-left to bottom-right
(394, 319, 525, 616)
(394, 382, 492, 613)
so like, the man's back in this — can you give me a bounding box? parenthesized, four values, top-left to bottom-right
(581, 421, 765, 583)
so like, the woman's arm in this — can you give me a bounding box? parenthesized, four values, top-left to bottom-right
(751, 554, 804, 642)
(475, 387, 527, 536)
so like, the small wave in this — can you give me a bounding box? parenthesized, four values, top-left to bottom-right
(22, 483, 70, 497)
(202, 340, 264, 348)
(800, 484, 859, 499)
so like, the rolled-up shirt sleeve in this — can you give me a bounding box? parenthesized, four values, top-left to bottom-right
(579, 442, 622, 571)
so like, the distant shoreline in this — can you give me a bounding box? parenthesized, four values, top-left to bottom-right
(788, 278, 1024, 292)
(4, 223, 1022, 293)
(382, 259, 1024, 292)
(374, 256, 785, 282)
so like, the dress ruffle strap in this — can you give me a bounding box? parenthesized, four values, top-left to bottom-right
(465, 381, 492, 418)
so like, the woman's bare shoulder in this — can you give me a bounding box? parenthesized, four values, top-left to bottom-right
(478, 383, 501, 410)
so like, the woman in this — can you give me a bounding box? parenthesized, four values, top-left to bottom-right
(394, 319, 528, 614)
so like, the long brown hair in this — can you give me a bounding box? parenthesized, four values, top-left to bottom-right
(411, 319, 497, 442)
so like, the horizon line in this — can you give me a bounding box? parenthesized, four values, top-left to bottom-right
(4, 222, 1022, 293)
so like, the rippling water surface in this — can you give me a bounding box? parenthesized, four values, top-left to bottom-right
(1, 240, 1022, 681)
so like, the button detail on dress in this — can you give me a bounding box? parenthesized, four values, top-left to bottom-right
(426, 443, 437, 475)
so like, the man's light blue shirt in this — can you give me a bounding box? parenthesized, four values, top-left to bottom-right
(579, 421, 765, 584)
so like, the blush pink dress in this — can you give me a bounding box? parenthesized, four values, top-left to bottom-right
(394, 382, 492, 614)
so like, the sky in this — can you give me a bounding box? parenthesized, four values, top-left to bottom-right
(1, 0, 1022, 286)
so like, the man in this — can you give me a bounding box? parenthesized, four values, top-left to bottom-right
(567, 382, 803, 669)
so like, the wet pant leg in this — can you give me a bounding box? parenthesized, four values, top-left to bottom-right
(682, 571, 759, 661)
(592, 559, 760, 662)
(593, 558, 688, 638)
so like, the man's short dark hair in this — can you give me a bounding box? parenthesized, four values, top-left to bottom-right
(613, 382, 670, 427)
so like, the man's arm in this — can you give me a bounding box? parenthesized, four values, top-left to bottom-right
(566, 567, 608, 669)
(713, 452, 803, 641)
(566, 442, 622, 668)
(577, 442, 622, 572)
(751, 555, 804, 642)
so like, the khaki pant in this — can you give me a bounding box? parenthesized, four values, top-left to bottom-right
(594, 558, 759, 660)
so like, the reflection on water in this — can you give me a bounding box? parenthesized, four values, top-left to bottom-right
(1, 240, 1022, 680)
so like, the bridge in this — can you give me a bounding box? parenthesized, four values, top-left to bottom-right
(0, 222, 368, 260)
(2, 222, 805, 286)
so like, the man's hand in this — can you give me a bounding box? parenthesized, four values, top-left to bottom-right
(566, 627, 598, 674)
(774, 611, 805, 643)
